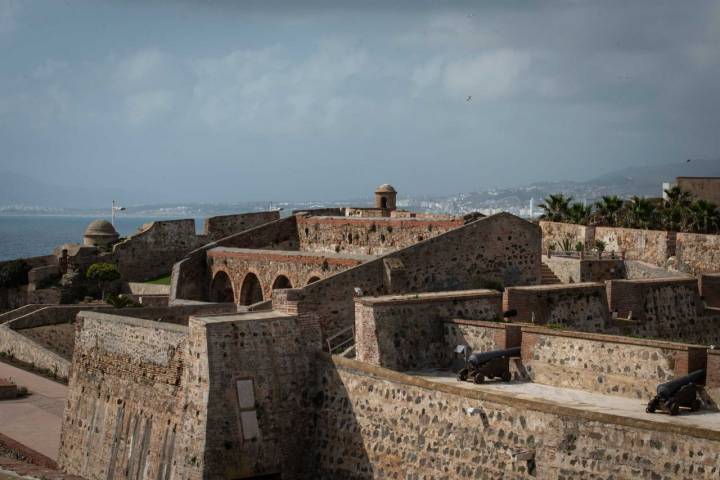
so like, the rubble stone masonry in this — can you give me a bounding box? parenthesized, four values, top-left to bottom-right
(354, 290, 502, 370)
(310, 355, 720, 479)
(521, 326, 706, 399)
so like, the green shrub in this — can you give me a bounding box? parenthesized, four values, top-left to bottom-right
(0, 260, 31, 288)
(86, 263, 121, 299)
(86, 263, 121, 282)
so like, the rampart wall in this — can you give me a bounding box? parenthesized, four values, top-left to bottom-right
(521, 326, 706, 399)
(701, 274, 720, 308)
(354, 290, 502, 370)
(543, 256, 625, 283)
(203, 211, 280, 241)
(113, 219, 200, 282)
(208, 248, 367, 303)
(443, 319, 522, 354)
(171, 216, 300, 302)
(175, 311, 313, 479)
(541, 220, 720, 275)
(503, 283, 608, 331)
(296, 215, 465, 255)
(273, 213, 541, 339)
(310, 355, 720, 479)
(539, 221, 593, 252)
(58, 314, 187, 480)
(676, 232, 720, 275)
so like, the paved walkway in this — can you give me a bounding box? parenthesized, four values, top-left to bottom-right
(414, 371, 720, 432)
(0, 362, 67, 460)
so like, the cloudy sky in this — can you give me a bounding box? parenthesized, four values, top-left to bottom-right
(1, 0, 719, 203)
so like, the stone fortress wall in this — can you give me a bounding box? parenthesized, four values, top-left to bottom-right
(269, 212, 542, 339)
(112, 211, 279, 281)
(50, 187, 720, 479)
(60, 272, 720, 478)
(541, 220, 720, 274)
(296, 215, 468, 255)
(311, 354, 720, 480)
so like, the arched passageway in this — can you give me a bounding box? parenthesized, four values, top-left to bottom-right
(210, 271, 235, 303)
(240, 272, 263, 306)
(272, 275, 292, 290)
(307, 276, 321, 285)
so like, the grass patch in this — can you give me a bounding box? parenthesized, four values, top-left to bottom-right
(145, 274, 171, 285)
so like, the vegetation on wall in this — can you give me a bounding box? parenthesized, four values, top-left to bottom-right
(86, 262, 121, 299)
(0, 260, 31, 288)
(539, 187, 720, 234)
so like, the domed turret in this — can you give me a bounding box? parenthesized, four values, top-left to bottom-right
(375, 184, 397, 210)
(83, 219, 119, 249)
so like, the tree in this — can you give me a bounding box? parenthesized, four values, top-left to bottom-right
(594, 195, 624, 226)
(86, 263, 121, 299)
(687, 200, 720, 234)
(623, 196, 657, 229)
(539, 194, 573, 222)
(567, 203, 592, 225)
(662, 186, 692, 231)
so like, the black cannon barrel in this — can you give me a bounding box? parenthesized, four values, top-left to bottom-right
(468, 347, 521, 366)
(656, 369, 705, 398)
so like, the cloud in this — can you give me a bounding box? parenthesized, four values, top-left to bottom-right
(187, 41, 369, 133)
(124, 89, 175, 126)
(0, 0, 20, 34)
(443, 50, 532, 100)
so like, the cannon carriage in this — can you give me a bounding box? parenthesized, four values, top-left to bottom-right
(457, 347, 521, 384)
(646, 369, 705, 416)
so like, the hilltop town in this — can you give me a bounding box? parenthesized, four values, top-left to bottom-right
(0, 178, 719, 479)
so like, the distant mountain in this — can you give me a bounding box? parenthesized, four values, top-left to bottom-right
(0, 171, 140, 209)
(1, 159, 717, 215)
(584, 158, 720, 195)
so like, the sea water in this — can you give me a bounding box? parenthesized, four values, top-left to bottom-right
(0, 215, 203, 261)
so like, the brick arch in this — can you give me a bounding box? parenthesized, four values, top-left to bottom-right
(210, 270, 235, 303)
(239, 271, 263, 306)
(272, 274, 293, 290)
(306, 274, 322, 285)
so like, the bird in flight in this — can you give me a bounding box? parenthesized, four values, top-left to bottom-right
(466, 95, 472, 102)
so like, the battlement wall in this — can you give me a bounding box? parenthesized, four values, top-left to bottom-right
(58, 313, 187, 480)
(521, 325, 706, 399)
(203, 211, 280, 241)
(354, 290, 502, 370)
(310, 354, 720, 479)
(503, 283, 608, 331)
(273, 212, 541, 340)
(297, 215, 465, 255)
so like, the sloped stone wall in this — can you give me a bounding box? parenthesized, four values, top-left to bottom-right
(310, 355, 720, 479)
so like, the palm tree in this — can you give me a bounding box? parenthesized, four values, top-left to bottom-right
(539, 194, 573, 222)
(662, 186, 692, 231)
(594, 195, 624, 226)
(623, 196, 657, 229)
(687, 200, 720, 234)
(567, 203, 592, 225)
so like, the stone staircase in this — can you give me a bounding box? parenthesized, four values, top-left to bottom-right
(541, 262, 562, 285)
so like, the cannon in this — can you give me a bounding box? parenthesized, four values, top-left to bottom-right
(457, 347, 521, 384)
(646, 369, 704, 416)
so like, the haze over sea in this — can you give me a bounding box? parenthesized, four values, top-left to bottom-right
(0, 215, 203, 261)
